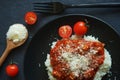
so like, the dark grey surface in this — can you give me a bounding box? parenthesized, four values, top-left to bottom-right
(0, 0, 120, 80)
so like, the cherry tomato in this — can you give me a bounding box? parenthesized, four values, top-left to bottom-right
(59, 25, 72, 38)
(73, 21, 88, 36)
(6, 64, 19, 77)
(25, 11, 37, 25)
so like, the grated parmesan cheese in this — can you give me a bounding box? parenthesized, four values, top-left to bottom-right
(61, 52, 90, 77)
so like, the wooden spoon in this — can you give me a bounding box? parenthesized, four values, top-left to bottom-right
(0, 32, 28, 66)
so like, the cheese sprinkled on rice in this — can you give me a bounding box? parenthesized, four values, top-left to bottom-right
(45, 35, 112, 80)
(61, 52, 90, 77)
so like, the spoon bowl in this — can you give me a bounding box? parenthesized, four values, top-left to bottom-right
(0, 32, 28, 66)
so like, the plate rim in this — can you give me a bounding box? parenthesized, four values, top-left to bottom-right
(23, 14, 120, 79)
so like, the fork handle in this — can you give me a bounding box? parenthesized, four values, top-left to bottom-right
(66, 3, 120, 8)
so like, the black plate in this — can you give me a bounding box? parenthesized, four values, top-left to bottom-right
(24, 14, 120, 80)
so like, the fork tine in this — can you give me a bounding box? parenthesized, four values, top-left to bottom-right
(33, 2, 53, 8)
(33, 10, 53, 13)
(34, 5, 53, 8)
(34, 7, 53, 10)
(33, 2, 57, 14)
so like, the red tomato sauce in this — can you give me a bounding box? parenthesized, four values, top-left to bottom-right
(50, 38, 105, 80)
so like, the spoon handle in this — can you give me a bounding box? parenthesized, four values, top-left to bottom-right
(0, 47, 11, 66)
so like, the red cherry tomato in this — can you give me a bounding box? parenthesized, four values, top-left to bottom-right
(59, 25, 72, 38)
(6, 64, 19, 77)
(73, 21, 88, 35)
(25, 11, 37, 25)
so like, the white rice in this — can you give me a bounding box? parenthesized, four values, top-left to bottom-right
(45, 35, 112, 80)
(6, 23, 28, 43)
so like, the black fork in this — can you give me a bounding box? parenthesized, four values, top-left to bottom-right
(33, 2, 120, 14)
